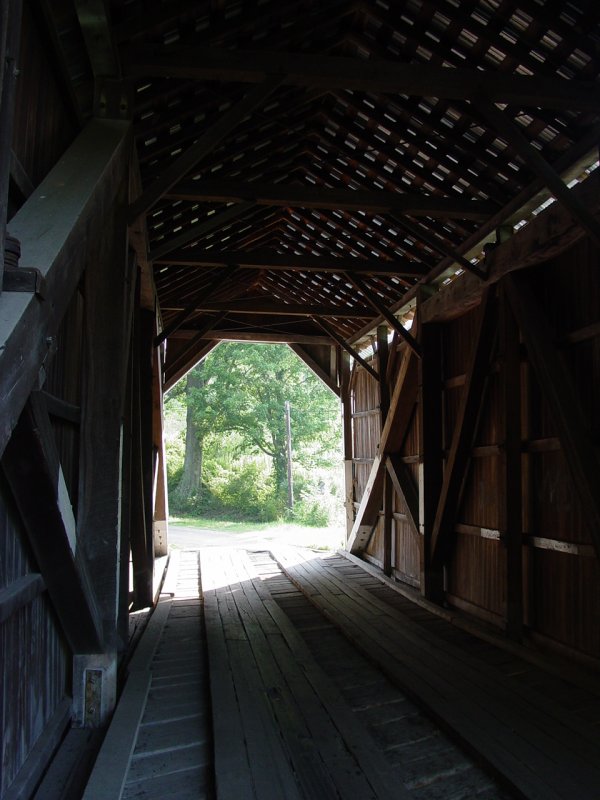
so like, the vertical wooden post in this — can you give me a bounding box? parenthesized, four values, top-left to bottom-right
(418, 306, 444, 602)
(285, 399, 294, 509)
(0, 0, 23, 292)
(152, 337, 169, 557)
(140, 308, 156, 572)
(382, 470, 393, 577)
(499, 283, 523, 640)
(340, 351, 354, 540)
(128, 300, 154, 609)
(77, 178, 132, 647)
(378, 326, 392, 575)
(377, 325, 390, 424)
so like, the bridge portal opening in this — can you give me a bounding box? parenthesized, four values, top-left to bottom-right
(163, 341, 346, 551)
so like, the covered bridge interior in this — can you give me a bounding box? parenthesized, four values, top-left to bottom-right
(1, 1, 600, 797)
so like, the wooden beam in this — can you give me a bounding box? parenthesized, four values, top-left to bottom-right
(0, 119, 131, 460)
(288, 344, 339, 396)
(0, 0, 23, 293)
(171, 329, 333, 345)
(382, 471, 393, 577)
(152, 328, 168, 557)
(417, 310, 444, 601)
(155, 247, 426, 277)
(163, 312, 227, 383)
(0, 573, 45, 624)
(166, 179, 498, 220)
(377, 325, 390, 423)
(74, 0, 119, 77)
(394, 218, 487, 280)
(315, 317, 378, 380)
(130, 78, 282, 222)
(129, 151, 158, 311)
(421, 172, 600, 325)
(431, 290, 497, 568)
(499, 283, 523, 641)
(340, 352, 354, 539)
(10, 148, 34, 201)
(162, 298, 375, 318)
(385, 454, 419, 538)
(128, 303, 154, 609)
(148, 201, 256, 261)
(504, 272, 600, 561)
(125, 46, 600, 111)
(478, 102, 600, 249)
(164, 339, 219, 392)
(157, 266, 237, 345)
(344, 272, 421, 356)
(1, 399, 103, 653)
(347, 349, 419, 553)
(77, 172, 136, 636)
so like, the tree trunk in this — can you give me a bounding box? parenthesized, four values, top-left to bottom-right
(176, 365, 204, 504)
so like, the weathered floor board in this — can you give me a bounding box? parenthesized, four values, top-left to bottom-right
(85, 545, 596, 800)
(201, 546, 403, 800)
(272, 547, 600, 800)
(84, 551, 213, 800)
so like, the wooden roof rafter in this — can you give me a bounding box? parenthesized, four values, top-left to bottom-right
(153, 248, 427, 278)
(124, 45, 600, 111)
(164, 178, 498, 220)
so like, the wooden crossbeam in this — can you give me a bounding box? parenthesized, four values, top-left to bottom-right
(377, 325, 390, 423)
(431, 290, 498, 568)
(148, 202, 256, 261)
(314, 317, 378, 380)
(1, 397, 103, 653)
(394, 218, 487, 280)
(164, 339, 219, 392)
(0, 120, 131, 460)
(74, 0, 119, 77)
(125, 46, 600, 111)
(165, 179, 497, 220)
(288, 344, 339, 396)
(421, 172, 600, 326)
(347, 349, 419, 553)
(499, 284, 523, 640)
(170, 329, 333, 345)
(478, 102, 600, 249)
(417, 311, 445, 601)
(155, 248, 425, 277)
(504, 272, 600, 561)
(130, 79, 282, 222)
(344, 272, 421, 356)
(386, 454, 419, 538)
(162, 299, 375, 318)
(165, 313, 226, 374)
(156, 265, 237, 345)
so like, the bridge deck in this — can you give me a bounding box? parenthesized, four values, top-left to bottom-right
(82, 547, 600, 800)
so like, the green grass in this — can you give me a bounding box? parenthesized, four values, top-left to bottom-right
(169, 515, 288, 533)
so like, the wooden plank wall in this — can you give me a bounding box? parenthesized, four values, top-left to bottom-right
(9, 0, 77, 204)
(0, 477, 70, 796)
(353, 347, 421, 586)
(351, 237, 600, 662)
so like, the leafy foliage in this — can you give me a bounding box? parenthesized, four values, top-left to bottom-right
(165, 343, 342, 522)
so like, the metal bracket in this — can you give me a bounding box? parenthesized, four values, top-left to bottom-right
(94, 78, 133, 120)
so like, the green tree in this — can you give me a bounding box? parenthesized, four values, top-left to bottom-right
(182, 343, 340, 510)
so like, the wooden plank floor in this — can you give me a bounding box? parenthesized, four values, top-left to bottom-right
(272, 547, 600, 800)
(85, 545, 599, 800)
(84, 551, 213, 800)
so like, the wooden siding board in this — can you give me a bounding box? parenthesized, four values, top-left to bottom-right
(11, 2, 76, 196)
(531, 550, 600, 658)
